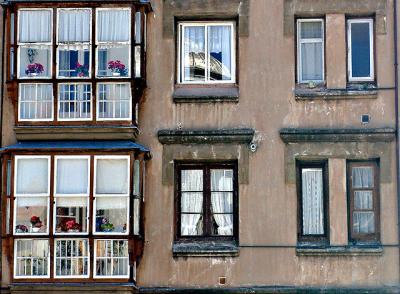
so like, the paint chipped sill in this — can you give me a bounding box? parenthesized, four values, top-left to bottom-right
(173, 86, 239, 103)
(173, 241, 239, 257)
(294, 84, 378, 100)
(296, 244, 383, 256)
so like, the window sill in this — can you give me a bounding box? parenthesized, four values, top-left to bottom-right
(173, 86, 239, 103)
(294, 86, 378, 100)
(296, 245, 383, 256)
(173, 241, 239, 257)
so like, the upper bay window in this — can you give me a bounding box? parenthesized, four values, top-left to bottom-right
(178, 22, 236, 84)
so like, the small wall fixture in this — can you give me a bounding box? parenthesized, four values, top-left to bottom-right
(249, 142, 257, 153)
(219, 276, 227, 285)
(361, 114, 370, 124)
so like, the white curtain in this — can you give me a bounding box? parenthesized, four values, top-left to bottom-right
(58, 9, 90, 43)
(184, 26, 204, 54)
(56, 197, 87, 207)
(352, 167, 373, 188)
(181, 170, 203, 236)
(16, 158, 49, 195)
(208, 26, 232, 79)
(56, 158, 89, 195)
(211, 169, 233, 236)
(96, 197, 128, 209)
(97, 9, 130, 42)
(133, 160, 140, 195)
(19, 10, 52, 43)
(353, 212, 375, 233)
(302, 168, 324, 235)
(17, 196, 47, 207)
(96, 158, 129, 194)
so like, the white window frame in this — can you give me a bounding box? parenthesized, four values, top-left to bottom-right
(95, 7, 131, 78)
(347, 18, 374, 82)
(56, 8, 92, 79)
(177, 21, 236, 84)
(17, 8, 53, 79)
(93, 239, 129, 279)
(296, 18, 325, 84)
(96, 82, 132, 121)
(93, 155, 130, 236)
(18, 83, 54, 122)
(54, 238, 90, 278)
(14, 239, 50, 279)
(57, 83, 93, 121)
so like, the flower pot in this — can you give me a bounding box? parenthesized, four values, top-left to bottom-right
(112, 72, 121, 77)
(28, 73, 38, 77)
(32, 227, 40, 233)
(68, 229, 79, 233)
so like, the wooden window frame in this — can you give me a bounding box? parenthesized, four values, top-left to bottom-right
(174, 161, 238, 242)
(296, 160, 329, 244)
(347, 160, 380, 243)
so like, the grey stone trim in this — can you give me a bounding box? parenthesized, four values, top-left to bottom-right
(294, 88, 378, 100)
(296, 246, 383, 256)
(158, 128, 254, 145)
(284, 0, 387, 36)
(173, 241, 239, 257)
(163, 0, 250, 38)
(173, 87, 239, 103)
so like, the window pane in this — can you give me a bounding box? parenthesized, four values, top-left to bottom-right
(133, 160, 140, 195)
(352, 166, 374, 188)
(211, 192, 233, 236)
(55, 197, 88, 234)
(96, 9, 130, 42)
(353, 211, 375, 234)
(301, 42, 323, 81)
(15, 197, 48, 234)
(19, 84, 53, 120)
(56, 158, 89, 195)
(16, 157, 49, 195)
(96, 157, 129, 194)
(58, 47, 90, 78)
(354, 191, 373, 210)
(183, 26, 205, 82)
(211, 169, 233, 191)
(351, 22, 371, 78)
(19, 10, 52, 43)
(15, 239, 49, 277)
(55, 239, 89, 277)
(134, 45, 141, 78)
(19, 46, 51, 78)
(208, 25, 232, 81)
(97, 83, 131, 120)
(300, 21, 322, 39)
(58, 84, 91, 120)
(97, 46, 130, 77)
(133, 198, 140, 235)
(181, 170, 203, 191)
(58, 9, 91, 43)
(95, 197, 128, 234)
(302, 168, 324, 235)
(135, 12, 141, 43)
(95, 240, 129, 277)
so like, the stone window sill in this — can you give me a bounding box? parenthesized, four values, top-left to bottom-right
(173, 86, 239, 103)
(296, 245, 383, 256)
(173, 241, 239, 257)
(294, 86, 378, 100)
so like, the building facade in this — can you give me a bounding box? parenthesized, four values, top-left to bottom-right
(1, 0, 400, 293)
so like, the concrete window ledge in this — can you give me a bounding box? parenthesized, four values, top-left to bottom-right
(173, 241, 239, 257)
(172, 86, 239, 103)
(294, 87, 378, 100)
(296, 246, 383, 256)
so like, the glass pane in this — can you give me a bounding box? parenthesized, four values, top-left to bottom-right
(56, 158, 89, 194)
(352, 166, 374, 188)
(15, 239, 49, 277)
(181, 192, 203, 213)
(19, 84, 53, 120)
(96, 157, 129, 194)
(15, 197, 48, 234)
(10, 48, 15, 78)
(58, 84, 91, 120)
(97, 46, 130, 77)
(55, 239, 89, 277)
(16, 157, 49, 195)
(96, 9, 130, 42)
(55, 197, 88, 233)
(181, 214, 202, 236)
(208, 25, 232, 81)
(183, 26, 205, 82)
(95, 240, 128, 277)
(58, 9, 91, 43)
(19, 46, 51, 78)
(58, 48, 90, 77)
(95, 197, 128, 233)
(19, 10, 52, 43)
(211, 169, 233, 191)
(133, 198, 140, 235)
(135, 12, 141, 43)
(354, 191, 373, 210)
(133, 160, 140, 195)
(300, 21, 322, 39)
(211, 192, 233, 236)
(351, 22, 371, 78)
(135, 45, 141, 78)
(301, 42, 323, 81)
(97, 83, 131, 120)
(353, 211, 375, 234)
(181, 170, 203, 191)
(302, 168, 324, 235)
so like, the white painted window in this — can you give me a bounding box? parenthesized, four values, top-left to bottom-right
(14, 239, 50, 278)
(297, 19, 324, 83)
(96, 83, 132, 120)
(58, 83, 92, 121)
(348, 19, 374, 81)
(54, 239, 89, 278)
(178, 22, 236, 84)
(94, 239, 129, 278)
(18, 83, 54, 121)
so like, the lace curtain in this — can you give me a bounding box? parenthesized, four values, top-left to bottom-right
(58, 9, 91, 43)
(211, 170, 233, 236)
(302, 169, 324, 235)
(181, 170, 203, 236)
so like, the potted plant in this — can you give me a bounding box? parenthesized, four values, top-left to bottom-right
(100, 217, 114, 232)
(66, 219, 81, 233)
(108, 60, 127, 76)
(25, 63, 44, 77)
(15, 224, 28, 233)
(75, 62, 89, 77)
(30, 216, 42, 233)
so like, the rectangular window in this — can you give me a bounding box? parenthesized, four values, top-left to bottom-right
(94, 239, 129, 278)
(58, 83, 92, 121)
(14, 239, 50, 278)
(348, 19, 374, 81)
(297, 161, 328, 243)
(176, 163, 237, 240)
(178, 22, 236, 84)
(297, 19, 324, 83)
(19, 84, 53, 121)
(54, 239, 89, 278)
(97, 83, 132, 120)
(348, 161, 380, 242)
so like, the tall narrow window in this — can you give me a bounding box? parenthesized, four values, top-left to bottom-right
(297, 19, 324, 83)
(348, 19, 374, 81)
(348, 161, 380, 242)
(297, 161, 328, 243)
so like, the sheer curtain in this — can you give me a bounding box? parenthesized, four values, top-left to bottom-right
(16, 158, 49, 195)
(97, 9, 130, 42)
(19, 10, 52, 43)
(211, 170, 233, 236)
(96, 158, 129, 194)
(181, 170, 203, 236)
(208, 26, 232, 80)
(58, 9, 90, 43)
(56, 158, 88, 195)
(302, 169, 324, 235)
(183, 26, 205, 81)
